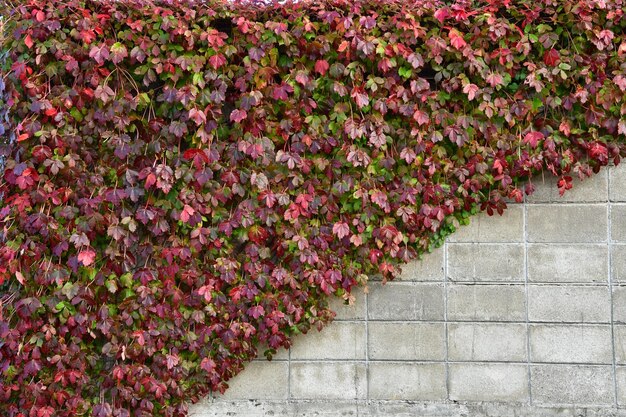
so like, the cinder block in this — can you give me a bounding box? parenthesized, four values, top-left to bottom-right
(617, 366, 626, 406)
(328, 289, 366, 321)
(368, 362, 446, 400)
(531, 365, 614, 406)
(448, 363, 528, 402)
(529, 325, 612, 364)
(447, 243, 524, 282)
(290, 322, 365, 360)
(368, 322, 445, 360)
(528, 285, 611, 323)
(613, 245, 626, 283)
(368, 282, 444, 321)
(447, 284, 525, 321)
(448, 323, 527, 362)
(612, 204, 626, 242)
(447, 205, 524, 243)
(217, 361, 289, 400)
(527, 170, 608, 203)
(527, 205, 607, 243)
(290, 362, 366, 400)
(613, 287, 626, 323)
(528, 244, 608, 283)
(610, 164, 626, 202)
(613, 326, 626, 364)
(397, 246, 444, 281)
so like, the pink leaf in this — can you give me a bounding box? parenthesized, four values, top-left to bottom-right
(230, 109, 247, 123)
(523, 131, 544, 148)
(314, 59, 329, 75)
(78, 249, 96, 266)
(332, 221, 350, 239)
(449, 29, 466, 49)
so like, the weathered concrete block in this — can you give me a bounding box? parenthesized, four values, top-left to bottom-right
(613, 245, 626, 283)
(448, 364, 528, 402)
(527, 205, 607, 243)
(529, 325, 612, 364)
(216, 361, 289, 400)
(617, 366, 626, 406)
(612, 204, 626, 242)
(447, 243, 524, 282)
(447, 205, 524, 243)
(290, 322, 366, 360)
(290, 362, 366, 400)
(368, 322, 445, 360)
(328, 289, 367, 321)
(397, 246, 445, 281)
(447, 323, 527, 362)
(613, 287, 626, 323)
(611, 164, 626, 202)
(531, 365, 614, 406)
(613, 326, 626, 364)
(368, 362, 446, 400)
(527, 170, 608, 203)
(447, 284, 525, 321)
(368, 282, 444, 321)
(528, 285, 611, 323)
(528, 244, 608, 283)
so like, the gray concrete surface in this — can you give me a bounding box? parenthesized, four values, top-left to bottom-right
(190, 165, 626, 416)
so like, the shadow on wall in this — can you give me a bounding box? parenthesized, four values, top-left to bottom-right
(190, 163, 626, 416)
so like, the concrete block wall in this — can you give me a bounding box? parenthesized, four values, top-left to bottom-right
(191, 164, 626, 416)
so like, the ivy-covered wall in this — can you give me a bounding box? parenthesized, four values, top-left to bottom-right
(194, 164, 626, 416)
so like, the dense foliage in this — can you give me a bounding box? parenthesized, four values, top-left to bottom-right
(1, 0, 625, 415)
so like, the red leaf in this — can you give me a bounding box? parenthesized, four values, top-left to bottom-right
(24, 34, 34, 49)
(248, 225, 269, 244)
(434, 7, 449, 22)
(209, 54, 227, 69)
(449, 29, 467, 49)
(180, 204, 195, 223)
(314, 59, 329, 75)
(78, 249, 96, 266)
(523, 131, 544, 148)
(544, 48, 560, 67)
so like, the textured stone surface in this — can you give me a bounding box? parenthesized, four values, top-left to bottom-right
(447, 323, 527, 362)
(368, 362, 446, 400)
(290, 362, 367, 400)
(529, 324, 612, 364)
(214, 361, 289, 400)
(368, 322, 445, 360)
(290, 322, 366, 360)
(530, 365, 614, 406)
(447, 205, 524, 242)
(528, 285, 611, 323)
(527, 204, 607, 243)
(192, 165, 626, 416)
(527, 244, 608, 283)
(613, 204, 626, 242)
(447, 243, 524, 282)
(448, 364, 529, 402)
(367, 282, 444, 321)
(447, 284, 526, 321)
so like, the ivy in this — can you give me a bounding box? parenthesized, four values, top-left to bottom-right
(0, 0, 625, 416)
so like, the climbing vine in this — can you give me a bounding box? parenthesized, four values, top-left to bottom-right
(1, 0, 625, 415)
